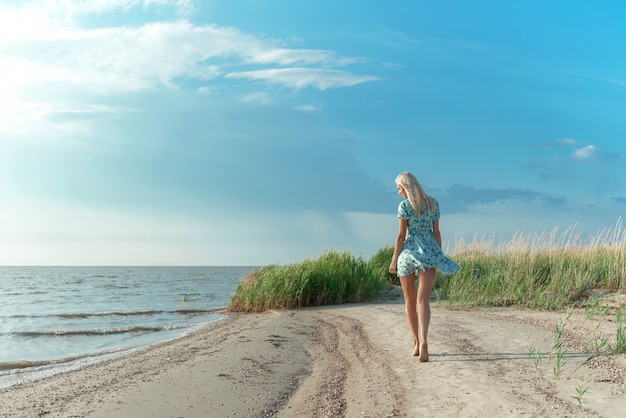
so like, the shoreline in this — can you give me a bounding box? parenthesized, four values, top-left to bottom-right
(0, 311, 319, 417)
(1, 287, 625, 417)
(0, 315, 230, 391)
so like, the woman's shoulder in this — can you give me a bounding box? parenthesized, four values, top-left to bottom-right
(397, 199, 414, 218)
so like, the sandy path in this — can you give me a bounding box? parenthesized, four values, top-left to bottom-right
(283, 288, 626, 417)
(1, 286, 625, 417)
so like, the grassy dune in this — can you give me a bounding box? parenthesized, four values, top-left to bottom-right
(227, 251, 389, 313)
(228, 222, 625, 312)
(444, 223, 625, 309)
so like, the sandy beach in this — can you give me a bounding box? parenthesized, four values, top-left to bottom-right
(1, 286, 625, 417)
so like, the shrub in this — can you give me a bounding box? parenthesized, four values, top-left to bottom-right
(228, 250, 390, 312)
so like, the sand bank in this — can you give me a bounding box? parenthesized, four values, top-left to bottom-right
(1, 287, 625, 417)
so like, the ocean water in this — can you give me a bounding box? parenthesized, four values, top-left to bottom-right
(0, 266, 255, 388)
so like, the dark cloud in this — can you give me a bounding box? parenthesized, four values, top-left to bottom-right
(541, 196, 568, 208)
(529, 140, 626, 187)
(611, 197, 626, 206)
(527, 162, 570, 183)
(432, 184, 567, 214)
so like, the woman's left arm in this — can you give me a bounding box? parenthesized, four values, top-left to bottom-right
(432, 220, 442, 248)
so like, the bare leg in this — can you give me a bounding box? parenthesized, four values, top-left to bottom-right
(399, 273, 420, 356)
(417, 268, 436, 362)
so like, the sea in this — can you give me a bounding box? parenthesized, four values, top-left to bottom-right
(0, 266, 255, 389)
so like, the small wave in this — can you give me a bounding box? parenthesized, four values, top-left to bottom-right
(174, 307, 224, 313)
(10, 325, 166, 337)
(53, 310, 163, 319)
(2, 310, 163, 320)
(2, 308, 224, 321)
(0, 360, 48, 370)
(96, 284, 130, 289)
(0, 348, 126, 372)
(0, 353, 86, 370)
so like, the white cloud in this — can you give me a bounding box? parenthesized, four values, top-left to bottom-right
(226, 68, 380, 90)
(294, 104, 320, 112)
(571, 145, 596, 159)
(0, 3, 377, 97)
(241, 92, 272, 105)
(0, 99, 135, 140)
(3, 22, 240, 93)
(40, 0, 194, 19)
(196, 86, 216, 95)
(557, 138, 577, 146)
(382, 62, 405, 69)
(246, 48, 362, 66)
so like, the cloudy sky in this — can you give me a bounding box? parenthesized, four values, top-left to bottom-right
(1, 0, 625, 266)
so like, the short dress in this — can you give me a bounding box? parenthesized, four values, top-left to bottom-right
(396, 198, 460, 277)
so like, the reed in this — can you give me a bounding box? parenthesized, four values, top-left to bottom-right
(227, 221, 625, 313)
(367, 245, 397, 284)
(227, 250, 389, 313)
(442, 220, 626, 309)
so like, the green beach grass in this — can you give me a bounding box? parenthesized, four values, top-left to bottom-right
(228, 222, 625, 313)
(443, 222, 625, 309)
(227, 250, 389, 313)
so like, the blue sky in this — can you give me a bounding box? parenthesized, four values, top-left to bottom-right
(1, 0, 624, 265)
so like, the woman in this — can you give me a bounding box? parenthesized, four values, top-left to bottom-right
(389, 172, 459, 362)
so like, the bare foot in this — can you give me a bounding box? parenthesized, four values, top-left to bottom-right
(412, 339, 420, 356)
(418, 343, 428, 362)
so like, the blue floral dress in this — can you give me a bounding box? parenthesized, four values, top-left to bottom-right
(396, 198, 460, 277)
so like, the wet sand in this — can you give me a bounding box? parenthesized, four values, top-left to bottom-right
(1, 287, 625, 417)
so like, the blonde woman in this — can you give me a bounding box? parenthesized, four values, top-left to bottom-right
(389, 172, 459, 361)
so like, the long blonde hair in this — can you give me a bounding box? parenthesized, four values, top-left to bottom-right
(395, 172, 436, 215)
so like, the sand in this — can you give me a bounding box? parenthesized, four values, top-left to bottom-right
(1, 286, 625, 417)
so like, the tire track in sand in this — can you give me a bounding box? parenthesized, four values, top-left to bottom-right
(281, 313, 404, 418)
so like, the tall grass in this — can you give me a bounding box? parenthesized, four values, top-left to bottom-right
(227, 221, 625, 313)
(442, 221, 626, 309)
(228, 250, 390, 313)
(366, 245, 397, 284)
